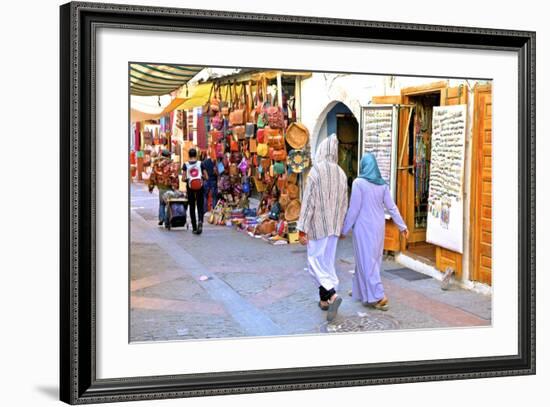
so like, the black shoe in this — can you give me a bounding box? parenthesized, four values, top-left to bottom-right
(158, 220, 164, 226)
(197, 222, 203, 235)
(192, 226, 198, 234)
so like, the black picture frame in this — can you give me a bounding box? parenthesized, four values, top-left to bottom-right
(60, 1, 536, 404)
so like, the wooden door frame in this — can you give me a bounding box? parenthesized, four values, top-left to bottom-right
(398, 82, 446, 248)
(469, 83, 492, 283)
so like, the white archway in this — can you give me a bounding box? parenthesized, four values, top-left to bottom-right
(309, 99, 359, 163)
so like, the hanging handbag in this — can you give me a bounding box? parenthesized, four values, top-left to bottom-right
(210, 129, 223, 142)
(273, 161, 286, 175)
(221, 85, 230, 116)
(209, 83, 220, 115)
(272, 149, 287, 162)
(279, 192, 290, 210)
(211, 113, 223, 130)
(267, 106, 284, 129)
(268, 201, 281, 221)
(230, 151, 243, 163)
(257, 143, 269, 157)
(257, 128, 266, 143)
(229, 82, 245, 125)
(233, 125, 246, 140)
(245, 123, 255, 139)
(260, 157, 272, 169)
(230, 139, 239, 152)
(217, 160, 225, 174)
(249, 138, 258, 153)
(268, 132, 285, 150)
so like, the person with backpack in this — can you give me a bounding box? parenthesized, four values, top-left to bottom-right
(182, 148, 209, 235)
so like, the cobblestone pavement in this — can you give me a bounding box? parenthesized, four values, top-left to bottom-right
(130, 182, 491, 342)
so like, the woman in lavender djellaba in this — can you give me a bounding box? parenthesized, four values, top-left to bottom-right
(341, 153, 409, 311)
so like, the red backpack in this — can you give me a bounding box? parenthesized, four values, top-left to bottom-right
(186, 161, 203, 191)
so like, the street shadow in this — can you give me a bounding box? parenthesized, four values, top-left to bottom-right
(35, 386, 58, 400)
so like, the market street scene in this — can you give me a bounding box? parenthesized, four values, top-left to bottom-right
(129, 65, 493, 342)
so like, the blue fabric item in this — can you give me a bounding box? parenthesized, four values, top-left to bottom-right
(358, 153, 386, 185)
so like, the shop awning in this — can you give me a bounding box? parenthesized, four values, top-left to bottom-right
(175, 83, 212, 110)
(175, 82, 248, 111)
(130, 97, 189, 122)
(130, 108, 163, 122)
(130, 64, 204, 96)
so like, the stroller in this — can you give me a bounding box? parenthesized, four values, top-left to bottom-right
(162, 190, 188, 230)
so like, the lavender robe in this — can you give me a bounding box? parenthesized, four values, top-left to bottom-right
(342, 178, 407, 303)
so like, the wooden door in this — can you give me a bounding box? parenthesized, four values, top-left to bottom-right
(470, 84, 492, 285)
(370, 96, 406, 252)
(434, 85, 468, 278)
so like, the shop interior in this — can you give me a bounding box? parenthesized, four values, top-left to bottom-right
(403, 91, 441, 264)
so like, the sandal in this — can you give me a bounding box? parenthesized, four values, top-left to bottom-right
(369, 297, 389, 311)
(327, 295, 343, 322)
(318, 301, 329, 311)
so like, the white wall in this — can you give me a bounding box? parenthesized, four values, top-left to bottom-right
(1, 1, 547, 407)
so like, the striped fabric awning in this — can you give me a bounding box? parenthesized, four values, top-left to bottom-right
(130, 64, 204, 96)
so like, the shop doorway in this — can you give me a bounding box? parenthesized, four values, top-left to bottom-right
(336, 113, 359, 190)
(401, 91, 442, 265)
(316, 102, 359, 190)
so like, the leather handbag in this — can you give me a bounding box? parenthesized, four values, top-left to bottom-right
(210, 129, 223, 142)
(229, 83, 245, 125)
(257, 112, 267, 129)
(264, 126, 280, 139)
(249, 138, 257, 153)
(260, 158, 272, 170)
(211, 113, 223, 130)
(268, 133, 285, 150)
(277, 173, 287, 191)
(256, 128, 266, 143)
(268, 202, 281, 221)
(210, 84, 221, 114)
(257, 219, 276, 235)
(257, 143, 269, 157)
(230, 139, 239, 152)
(272, 149, 287, 162)
(229, 109, 245, 126)
(233, 125, 246, 140)
(230, 151, 243, 163)
(221, 85, 230, 116)
(279, 192, 290, 210)
(216, 142, 225, 159)
(245, 123, 255, 139)
(267, 106, 284, 129)
(273, 161, 285, 175)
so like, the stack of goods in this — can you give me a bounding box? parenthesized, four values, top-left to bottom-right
(203, 77, 311, 245)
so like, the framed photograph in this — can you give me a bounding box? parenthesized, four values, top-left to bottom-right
(60, 1, 535, 404)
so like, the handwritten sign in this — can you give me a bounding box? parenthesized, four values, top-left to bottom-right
(426, 104, 467, 253)
(362, 107, 393, 184)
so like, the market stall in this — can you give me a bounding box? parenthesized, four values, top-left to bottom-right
(199, 73, 312, 245)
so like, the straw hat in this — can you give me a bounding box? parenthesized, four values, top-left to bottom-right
(287, 149, 310, 173)
(287, 183, 299, 200)
(286, 122, 309, 149)
(284, 199, 301, 221)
